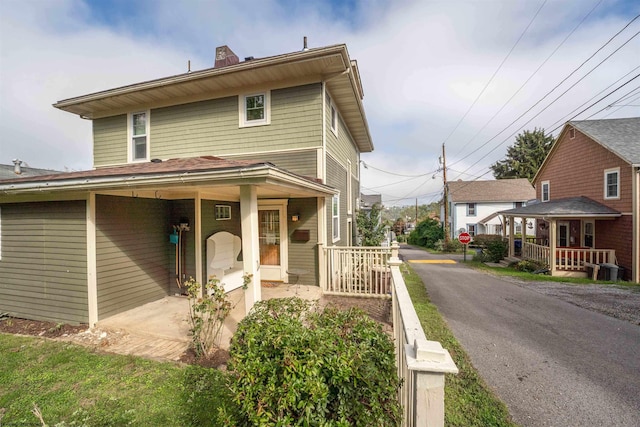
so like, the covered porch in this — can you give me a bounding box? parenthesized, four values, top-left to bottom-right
(500, 197, 621, 279)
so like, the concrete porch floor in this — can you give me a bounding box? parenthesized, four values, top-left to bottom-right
(92, 283, 322, 362)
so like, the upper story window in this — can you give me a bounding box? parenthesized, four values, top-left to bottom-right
(604, 168, 620, 199)
(467, 203, 476, 216)
(239, 91, 271, 127)
(330, 99, 338, 136)
(129, 111, 149, 162)
(515, 201, 523, 208)
(332, 194, 340, 242)
(347, 160, 352, 215)
(541, 181, 550, 202)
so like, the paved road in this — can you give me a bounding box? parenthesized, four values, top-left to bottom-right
(400, 245, 640, 427)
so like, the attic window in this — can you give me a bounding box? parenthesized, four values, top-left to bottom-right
(239, 91, 271, 127)
(541, 181, 550, 202)
(569, 127, 575, 139)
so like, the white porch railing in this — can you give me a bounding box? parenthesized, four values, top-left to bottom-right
(322, 245, 392, 296)
(321, 243, 458, 426)
(523, 242, 616, 271)
(388, 245, 458, 427)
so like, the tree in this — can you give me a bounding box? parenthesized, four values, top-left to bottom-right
(407, 217, 444, 249)
(490, 128, 554, 182)
(356, 203, 386, 246)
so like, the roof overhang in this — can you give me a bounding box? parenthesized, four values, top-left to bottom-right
(53, 44, 373, 152)
(0, 160, 337, 201)
(499, 197, 621, 220)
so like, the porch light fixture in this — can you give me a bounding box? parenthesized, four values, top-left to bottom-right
(291, 214, 300, 222)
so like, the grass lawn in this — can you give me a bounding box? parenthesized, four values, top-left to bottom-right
(401, 263, 518, 427)
(0, 334, 233, 426)
(468, 260, 640, 288)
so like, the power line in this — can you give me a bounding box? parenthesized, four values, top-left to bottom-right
(451, 0, 605, 159)
(360, 161, 434, 178)
(450, 28, 639, 175)
(440, 0, 548, 148)
(449, 14, 640, 168)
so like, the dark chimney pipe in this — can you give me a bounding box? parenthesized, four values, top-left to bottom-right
(303, 36, 308, 51)
(12, 159, 22, 175)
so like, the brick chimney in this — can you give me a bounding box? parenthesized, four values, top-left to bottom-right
(215, 46, 239, 68)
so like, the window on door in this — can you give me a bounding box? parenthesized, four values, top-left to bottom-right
(558, 222, 569, 247)
(584, 221, 594, 248)
(259, 210, 280, 266)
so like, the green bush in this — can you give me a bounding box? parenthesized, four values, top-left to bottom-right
(471, 234, 504, 247)
(408, 218, 444, 249)
(225, 297, 401, 426)
(435, 238, 462, 253)
(514, 259, 548, 273)
(485, 239, 508, 262)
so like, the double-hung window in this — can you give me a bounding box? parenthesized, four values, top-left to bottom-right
(129, 111, 149, 162)
(541, 181, 550, 202)
(332, 194, 340, 242)
(604, 168, 620, 199)
(467, 203, 476, 216)
(467, 224, 476, 237)
(240, 91, 270, 127)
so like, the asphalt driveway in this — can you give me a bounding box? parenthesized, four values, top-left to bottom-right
(400, 245, 640, 427)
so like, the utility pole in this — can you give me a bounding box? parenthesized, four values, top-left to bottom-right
(442, 143, 450, 242)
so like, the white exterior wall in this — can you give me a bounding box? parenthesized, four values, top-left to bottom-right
(452, 201, 524, 237)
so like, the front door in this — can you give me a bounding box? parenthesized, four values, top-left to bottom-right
(558, 222, 569, 247)
(258, 202, 288, 281)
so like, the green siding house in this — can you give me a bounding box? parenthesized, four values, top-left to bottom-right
(0, 44, 373, 325)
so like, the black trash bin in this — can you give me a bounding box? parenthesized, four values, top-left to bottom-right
(617, 266, 625, 281)
(598, 263, 619, 281)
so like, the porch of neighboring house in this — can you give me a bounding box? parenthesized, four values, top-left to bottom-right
(500, 200, 623, 280)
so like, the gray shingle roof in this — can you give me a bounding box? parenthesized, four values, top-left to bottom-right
(499, 196, 621, 218)
(0, 164, 64, 180)
(448, 178, 535, 203)
(360, 193, 382, 208)
(570, 117, 640, 165)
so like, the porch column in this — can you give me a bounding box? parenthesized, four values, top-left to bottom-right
(195, 193, 203, 290)
(86, 192, 98, 327)
(508, 216, 515, 258)
(549, 219, 557, 274)
(240, 185, 261, 314)
(317, 197, 327, 289)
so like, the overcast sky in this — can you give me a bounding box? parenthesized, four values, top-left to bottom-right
(1, 0, 639, 206)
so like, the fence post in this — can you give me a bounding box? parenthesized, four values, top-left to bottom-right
(390, 242, 401, 266)
(407, 339, 458, 426)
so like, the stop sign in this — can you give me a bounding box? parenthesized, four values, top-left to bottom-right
(458, 232, 471, 245)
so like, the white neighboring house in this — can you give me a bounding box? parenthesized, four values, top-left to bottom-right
(445, 179, 536, 238)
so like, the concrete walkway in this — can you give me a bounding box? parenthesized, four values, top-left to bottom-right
(68, 283, 322, 362)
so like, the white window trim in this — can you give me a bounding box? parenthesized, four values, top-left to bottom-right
(541, 181, 550, 202)
(215, 205, 232, 220)
(329, 98, 338, 136)
(332, 194, 340, 243)
(604, 167, 620, 200)
(127, 110, 150, 163)
(239, 91, 271, 127)
(466, 223, 476, 236)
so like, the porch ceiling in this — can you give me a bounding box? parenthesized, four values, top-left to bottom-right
(499, 196, 621, 219)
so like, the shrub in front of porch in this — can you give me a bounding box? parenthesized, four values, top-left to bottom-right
(224, 297, 401, 426)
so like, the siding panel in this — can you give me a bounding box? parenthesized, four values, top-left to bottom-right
(228, 149, 318, 178)
(93, 115, 127, 167)
(96, 195, 170, 319)
(150, 84, 323, 160)
(0, 201, 88, 324)
(287, 198, 319, 285)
